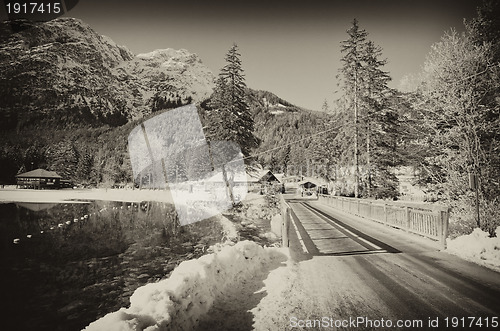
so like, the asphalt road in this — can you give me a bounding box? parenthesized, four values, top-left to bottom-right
(283, 196, 500, 330)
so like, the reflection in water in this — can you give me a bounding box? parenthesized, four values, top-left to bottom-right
(0, 200, 225, 331)
(15, 202, 59, 212)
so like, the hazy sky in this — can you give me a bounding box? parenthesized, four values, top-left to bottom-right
(59, 0, 483, 110)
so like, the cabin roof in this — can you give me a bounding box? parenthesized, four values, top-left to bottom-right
(299, 181, 317, 188)
(16, 169, 63, 179)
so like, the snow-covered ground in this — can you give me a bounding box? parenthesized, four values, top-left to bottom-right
(446, 227, 500, 272)
(83, 241, 289, 331)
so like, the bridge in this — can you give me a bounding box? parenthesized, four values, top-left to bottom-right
(278, 193, 500, 328)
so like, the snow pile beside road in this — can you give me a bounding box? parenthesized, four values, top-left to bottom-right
(446, 227, 500, 270)
(83, 241, 288, 331)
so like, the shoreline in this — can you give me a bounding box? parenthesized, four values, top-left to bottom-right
(0, 187, 176, 204)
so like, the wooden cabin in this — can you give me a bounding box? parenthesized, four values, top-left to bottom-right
(257, 170, 280, 184)
(298, 181, 317, 195)
(16, 169, 62, 189)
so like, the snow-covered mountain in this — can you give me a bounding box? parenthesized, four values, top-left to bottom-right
(0, 18, 215, 129)
(120, 48, 214, 113)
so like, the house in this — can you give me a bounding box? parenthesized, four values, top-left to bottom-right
(16, 169, 63, 189)
(252, 170, 282, 194)
(298, 181, 318, 195)
(299, 181, 317, 189)
(254, 170, 280, 184)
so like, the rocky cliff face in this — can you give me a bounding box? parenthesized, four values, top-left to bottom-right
(0, 18, 215, 130)
(119, 48, 214, 114)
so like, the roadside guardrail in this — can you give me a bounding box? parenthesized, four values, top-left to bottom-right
(318, 194, 450, 249)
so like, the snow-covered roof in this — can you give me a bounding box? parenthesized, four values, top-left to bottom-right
(298, 181, 317, 188)
(16, 169, 62, 178)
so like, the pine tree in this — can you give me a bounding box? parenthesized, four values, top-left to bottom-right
(336, 20, 398, 199)
(283, 145, 291, 176)
(362, 40, 394, 197)
(339, 19, 369, 198)
(76, 149, 94, 182)
(207, 43, 259, 158)
(205, 43, 259, 205)
(321, 99, 330, 113)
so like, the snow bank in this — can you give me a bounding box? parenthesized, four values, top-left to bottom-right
(83, 241, 288, 331)
(446, 226, 500, 271)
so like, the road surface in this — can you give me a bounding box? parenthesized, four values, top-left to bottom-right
(268, 196, 500, 330)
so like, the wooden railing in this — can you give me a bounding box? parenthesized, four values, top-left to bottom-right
(279, 194, 291, 247)
(318, 195, 450, 249)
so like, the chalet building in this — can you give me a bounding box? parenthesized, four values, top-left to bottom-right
(251, 170, 282, 194)
(298, 181, 318, 196)
(16, 169, 63, 189)
(257, 170, 280, 184)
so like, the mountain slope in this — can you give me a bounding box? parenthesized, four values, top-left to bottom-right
(243, 88, 330, 173)
(124, 48, 214, 111)
(0, 18, 215, 131)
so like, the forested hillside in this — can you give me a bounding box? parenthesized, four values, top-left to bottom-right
(0, 18, 213, 185)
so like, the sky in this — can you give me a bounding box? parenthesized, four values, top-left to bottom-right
(13, 0, 486, 110)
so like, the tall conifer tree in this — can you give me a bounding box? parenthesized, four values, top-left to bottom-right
(336, 19, 398, 198)
(362, 40, 393, 197)
(340, 19, 368, 198)
(208, 43, 258, 158)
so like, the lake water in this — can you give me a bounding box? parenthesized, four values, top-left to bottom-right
(0, 200, 225, 331)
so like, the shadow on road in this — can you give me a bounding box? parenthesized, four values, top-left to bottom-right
(287, 200, 401, 260)
(306, 203, 401, 254)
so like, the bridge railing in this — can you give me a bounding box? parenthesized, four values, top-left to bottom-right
(318, 195, 449, 248)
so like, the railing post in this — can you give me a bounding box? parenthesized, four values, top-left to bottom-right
(383, 202, 388, 225)
(405, 206, 411, 231)
(440, 208, 449, 250)
(437, 209, 443, 248)
(282, 207, 290, 247)
(279, 194, 290, 248)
